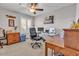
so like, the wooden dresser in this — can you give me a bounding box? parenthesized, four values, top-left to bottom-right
(64, 29, 79, 51)
(7, 32, 20, 45)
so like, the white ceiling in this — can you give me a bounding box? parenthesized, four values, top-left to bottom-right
(0, 3, 75, 16)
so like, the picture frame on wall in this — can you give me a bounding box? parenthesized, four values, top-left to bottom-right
(44, 16, 54, 24)
(8, 19, 15, 27)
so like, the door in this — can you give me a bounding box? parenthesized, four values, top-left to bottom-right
(20, 17, 27, 33)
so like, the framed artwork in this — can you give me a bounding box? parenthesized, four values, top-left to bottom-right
(44, 16, 54, 24)
(6, 15, 16, 27)
(8, 19, 15, 27)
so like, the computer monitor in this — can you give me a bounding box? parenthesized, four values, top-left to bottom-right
(38, 27, 44, 32)
(49, 28, 55, 33)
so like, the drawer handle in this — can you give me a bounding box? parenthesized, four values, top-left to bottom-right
(13, 40, 16, 41)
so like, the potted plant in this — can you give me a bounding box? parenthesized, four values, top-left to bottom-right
(74, 18, 79, 28)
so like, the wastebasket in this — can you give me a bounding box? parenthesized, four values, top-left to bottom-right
(20, 34, 26, 42)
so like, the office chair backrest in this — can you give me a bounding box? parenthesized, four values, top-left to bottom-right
(29, 28, 37, 39)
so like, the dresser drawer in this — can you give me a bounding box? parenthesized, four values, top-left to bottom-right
(7, 32, 20, 45)
(14, 33, 20, 42)
(7, 34, 14, 38)
(8, 38, 14, 45)
(13, 39, 19, 43)
(14, 38, 20, 42)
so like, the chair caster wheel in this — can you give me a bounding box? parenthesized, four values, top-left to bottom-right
(31, 43, 33, 45)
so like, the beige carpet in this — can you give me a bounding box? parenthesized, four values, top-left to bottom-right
(0, 36, 64, 56)
(0, 39, 45, 56)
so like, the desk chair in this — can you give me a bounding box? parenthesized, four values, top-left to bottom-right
(29, 28, 44, 49)
(0, 28, 6, 48)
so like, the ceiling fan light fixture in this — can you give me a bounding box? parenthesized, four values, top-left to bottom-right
(29, 8, 35, 13)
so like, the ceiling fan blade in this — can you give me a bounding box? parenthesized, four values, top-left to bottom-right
(31, 3, 38, 7)
(35, 9, 43, 11)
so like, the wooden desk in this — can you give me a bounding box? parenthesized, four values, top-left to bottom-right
(45, 36, 79, 56)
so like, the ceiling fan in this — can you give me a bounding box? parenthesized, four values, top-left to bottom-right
(19, 3, 44, 14)
(29, 3, 44, 14)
